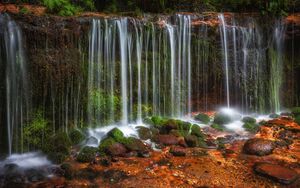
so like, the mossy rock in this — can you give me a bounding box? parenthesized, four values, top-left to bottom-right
(107, 128, 124, 142)
(269, 113, 280, 118)
(194, 113, 210, 124)
(191, 125, 205, 138)
(243, 123, 259, 133)
(43, 132, 72, 164)
(176, 120, 192, 131)
(137, 126, 152, 140)
(295, 116, 300, 125)
(291, 107, 300, 117)
(120, 137, 148, 152)
(242, 116, 256, 124)
(170, 129, 189, 137)
(61, 163, 74, 180)
(69, 129, 85, 145)
(150, 116, 167, 127)
(99, 137, 116, 155)
(211, 123, 225, 131)
(77, 146, 98, 163)
(213, 113, 231, 125)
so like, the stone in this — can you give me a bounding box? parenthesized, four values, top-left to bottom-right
(137, 126, 152, 140)
(60, 163, 74, 179)
(158, 134, 179, 146)
(254, 163, 298, 184)
(24, 168, 46, 182)
(76, 146, 98, 163)
(213, 113, 231, 125)
(194, 113, 210, 124)
(122, 137, 149, 153)
(68, 128, 85, 145)
(106, 143, 127, 157)
(85, 136, 98, 146)
(184, 135, 199, 147)
(169, 146, 186, 156)
(243, 138, 275, 156)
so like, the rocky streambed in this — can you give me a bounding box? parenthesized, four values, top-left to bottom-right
(1, 111, 299, 188)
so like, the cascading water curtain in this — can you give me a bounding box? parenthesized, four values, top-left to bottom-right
(0, 14, 30, 155)
(87, 15, 193, 126)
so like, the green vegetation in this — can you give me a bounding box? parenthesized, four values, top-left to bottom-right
(24, 111, 50, 149)
(213, 113, 231, 125)
(295, 116, 300, 125)
(194, 113, 210, 124)
(68, 129, 85, 145)
(77, 146, 98, 163)
(243, 122, 259, 133)
(41, 0, 95, 16)
(291, 107, 300, 117)
(211, 123, 225, 131)
(42, 132, 72, 163)
(242, 116, 256, 124)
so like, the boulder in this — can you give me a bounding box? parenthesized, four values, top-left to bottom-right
(24, 168, 46, 182)
(169, 146, 186, 156)
(194, 113, 210, 124)
(76, 146, 98, 163)
(243, 138, 275, 156)
(158, 134, 179, 146)
(213, 113, 231, 125)
(85, 136, 98, 146)
(106, 143, 127, 157)
(254, 163, 298, 184)
(68, 129, 85, 145)
(137, 126, 152, 140)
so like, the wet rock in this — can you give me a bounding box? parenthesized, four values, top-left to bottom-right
(3, 164, 19, 174)
(206, 139, 218, 149)
(242, 116, 256, 124)
(254, 163, 299, 184)
(291, 107, 300, 117)
(138, 151, 151, 158)
(169, 146, 186, 156)
(68, 128, 85, 145)
(194, 113, 210, 124)
(60, 163, 74, 179)
(211, 123, 225, 131)
(122, 137, 149, 153)
(213, 113, 231, 125)
(137, 126, 152, 140)
(184, 135, 199, 147)
(85, 136, 98, 146)
(243, 122, 259, 133)
(158, 134, 179, 146)
(99, 157, 112, 167)
(243, 138, 275, 156)
(178, 137, 188, 147)
(24, 168, 46, 182)
(269, 113, 280, 118)
(77, 146, 98, 163)
(106, 143, 127, 157)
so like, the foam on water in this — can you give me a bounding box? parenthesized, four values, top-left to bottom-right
(0, 152, 51, 169)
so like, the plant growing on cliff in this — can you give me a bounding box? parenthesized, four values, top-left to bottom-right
(42, 0, 95, 16)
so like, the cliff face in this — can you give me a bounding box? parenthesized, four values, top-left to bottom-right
(0, 9, 300, 154)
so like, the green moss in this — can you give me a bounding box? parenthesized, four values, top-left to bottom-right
(243, 123, 259, 133)
(194, 113, 210, 124)
(291, 107, 300, 117)
(69, 129, 85, 145)
(107, 128, 124, 142)
(211, 123, 225, 131)
(151, 116, 167, 127)
(98, 137, 116, 154)
(214, 113, 231, 125)
(177, 120, 192, 130)
(242, 116, 256, 124)
(191, 125, 205, 138)
(43, 132, 72, 164)
(77, 146, 98, 163)
(61, 163, 74, 179)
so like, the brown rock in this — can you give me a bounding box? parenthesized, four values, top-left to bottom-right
(254, 163, 298, 184)
(106, 143, 127, 157)
(243, 138, 275, 156)
(158, 134, 179, 146)
(169, 146, 186, 156)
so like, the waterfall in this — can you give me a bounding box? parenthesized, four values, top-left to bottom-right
(0, 14, 30, 155)
(219, 14, 230, 108)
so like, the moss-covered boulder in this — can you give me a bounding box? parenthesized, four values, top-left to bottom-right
(107, 128, 124, 142)
(43, 132, 72, 164)
(291, 107, 300, 117)
(269, 113, 280, 118)
(98, 137, 116, 155)
(213, 113, 231, 125)
(121, 137, 148, 153)
(194, 113, 210, 124)
(69, 129, 85, 145)
(77, 146, 98, 163)
(191, 125, 206, 138)
(211, 123, 225, 131)
(242, 116, 256, 124)
(243, 122, 259, 133)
